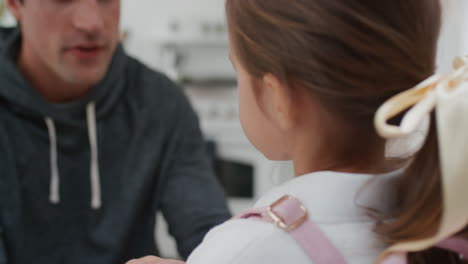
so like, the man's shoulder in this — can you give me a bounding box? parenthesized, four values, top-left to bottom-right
(125, 56, 187, 104)
(123, 56, 194, 121)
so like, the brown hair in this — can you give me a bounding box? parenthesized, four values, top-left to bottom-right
(226, 0, 467, 263)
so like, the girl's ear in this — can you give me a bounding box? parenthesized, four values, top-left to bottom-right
(261, 73, 297, 132)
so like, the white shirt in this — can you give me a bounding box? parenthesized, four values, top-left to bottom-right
(187, 171, 399, 264)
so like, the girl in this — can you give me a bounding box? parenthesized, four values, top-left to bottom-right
(128, 0, 468, 263)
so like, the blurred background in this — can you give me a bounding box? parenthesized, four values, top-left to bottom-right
(1, 0, 467, 259)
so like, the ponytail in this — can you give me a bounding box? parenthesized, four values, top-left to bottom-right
(375, 56, 468, 263)
(377, 115, 468, 263)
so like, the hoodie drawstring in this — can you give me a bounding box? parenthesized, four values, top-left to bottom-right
(86, 103, 102, 210)
(44, 102, 102, 210)
(45, 117, 60, 205)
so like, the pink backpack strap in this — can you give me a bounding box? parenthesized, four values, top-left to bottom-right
(234, 195, 347, 264)
(381, 237, 468, 264)
(436, 237, 468, 258)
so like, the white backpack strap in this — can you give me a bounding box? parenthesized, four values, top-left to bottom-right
(234, 195, 347, 264)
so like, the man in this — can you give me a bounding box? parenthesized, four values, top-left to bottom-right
(0, 0, 231, 263)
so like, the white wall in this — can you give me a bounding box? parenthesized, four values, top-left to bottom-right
(121, 0, 225, 36)
(121, 0, 227, 72)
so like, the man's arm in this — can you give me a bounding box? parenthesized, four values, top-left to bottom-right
(159, 96, 232, 260)
(0, 227, 8, 264)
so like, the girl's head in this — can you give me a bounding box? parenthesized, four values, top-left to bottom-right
(226, 0, 441, 173)
(226, 0, 468, 263)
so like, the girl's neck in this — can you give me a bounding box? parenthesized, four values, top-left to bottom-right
(291, 130, 394, 177)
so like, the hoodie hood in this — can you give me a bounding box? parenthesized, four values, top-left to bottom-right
(0, 27, 129, 209)
(0, 27, 128, 125)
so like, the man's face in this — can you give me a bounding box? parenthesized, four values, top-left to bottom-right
(11, 0, 121, 88)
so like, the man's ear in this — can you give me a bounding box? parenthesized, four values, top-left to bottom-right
(6, 0, 23, 22)
(261, 73, 297, 132)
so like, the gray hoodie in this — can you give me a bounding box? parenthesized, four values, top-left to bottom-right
(0, 27, 231, 264)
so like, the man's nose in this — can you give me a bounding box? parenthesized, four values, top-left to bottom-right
(71, 0, 105, 37)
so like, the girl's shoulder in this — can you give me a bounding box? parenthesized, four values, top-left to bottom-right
(187, 170, 399, 264)
(187, 202, 386, 264)
(187, 215, 313, 264)
(187, 172, 396, 264)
